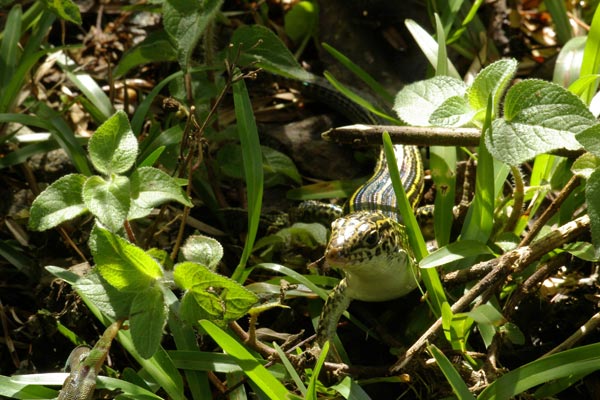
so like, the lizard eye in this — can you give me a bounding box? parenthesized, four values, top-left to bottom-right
(363, 230, 379, 247)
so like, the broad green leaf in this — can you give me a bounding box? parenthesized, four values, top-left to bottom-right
(128, 166, 193, 220)
(174, 262, 258, 325)
(420, 240, 494, 269)
(114, 30, 177, 78)
(571, 153, 600, 179)
(563, 241, 599, 261)
(88, 110, 138, 175)
(478, 342, 600, 400)
(262, 146, 302, 185)
(467, 303, 505, 326)
(130, 286, 167, 358)
(198, 320, 290, 399)
(230, 25, 312, 80)
(467, 58, 517, 118)
(429, 95, 476, 127)
(428, 344, 476, 400)
(83, 175, 131, 232)
(217, 144, 301, 186)
(162, 0, 223, 71)
(28, 173, 88, 231)
(47, 266, 132, 320)
(576, 124, 600, 157)
(487, 80, 595, 165)
(585, 168, 600, 259)
(394, 76, 466, 126)
(180, 235, 223, 270)
(92, 226, 164, 291)
(45, 266, 185, 400)
(284, 1, 318, 43)
(42, 0, 81, 24)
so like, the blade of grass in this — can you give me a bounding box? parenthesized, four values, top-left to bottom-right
(545, 0, 573, 45)
(323, 71, 401, 123)
(53, 51, 114, 120)
(405, 19, 460, 79)
(321, 42, 394, 103)
(231, 73, 263, 282)
(0, 5, 22, 113)
(579, 4, 600, 105)
(306, 341, 329, 400)
(198, 319, 290, 399)
(273, 342, 307, 395)
(382, 132, 447, 316)
(428, 344, 475, 400)
(478, 342, 600, 400)
(34, 103, 92, 176)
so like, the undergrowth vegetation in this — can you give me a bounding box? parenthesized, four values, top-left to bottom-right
(2, 0, 600, 399)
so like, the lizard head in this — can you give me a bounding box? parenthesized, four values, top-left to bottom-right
(324, 211, 419, 301)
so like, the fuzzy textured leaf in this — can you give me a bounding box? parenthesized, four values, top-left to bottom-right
(230, 25, 312, 80)
(487, 80, 595, 165)
(129, 167, 192, 220)
(42, 0, 82, 24)
(576, 124, 600, 157)
(394, 76, 466, 126)
(174, 262, 258, 325)
(429, 95, 476, 127)
(92, 226, 163, 291)
(163, 0, 224, 70)
(28, 173, 87, 231)
(467, 58, 517, 115)
(88, 110, 138, 175)
(180, 235, 223, 270)
(586, 168, 600, 259)
(130, 286, 167, 358)
(572, 153, 600, 179)
(83, 175, 131, 232)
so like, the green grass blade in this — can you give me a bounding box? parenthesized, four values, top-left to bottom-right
(231, 73, 263, 281)
(461, 97, 497, 243)
(430, 145, 456, 247)
(323, 71, 401, 123)
(306, 341, 329, 400)
(478, 343, 600, 400)
(54, 51, 114, 120)
(34, 103, 92, 176)
(545, 0, 573, 45)
(273, 342, 307, 395)
(0, 374, 58, 399)
(579, 4, 600, 105)
(429, 344, 475, 400)
(427, 344, 475, 400)
(198, 319, 290, 399)
(321, 42, 394, 103)
(434, 13, 449, 76)
(382, 132, 447, 316)
(0, 5, 22, 113)
(404, 18, 460, 79)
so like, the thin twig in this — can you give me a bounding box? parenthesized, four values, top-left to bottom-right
(519, 175, 581, 247)
(391, 215, 590, 373)
(324, 124, 584, 158)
